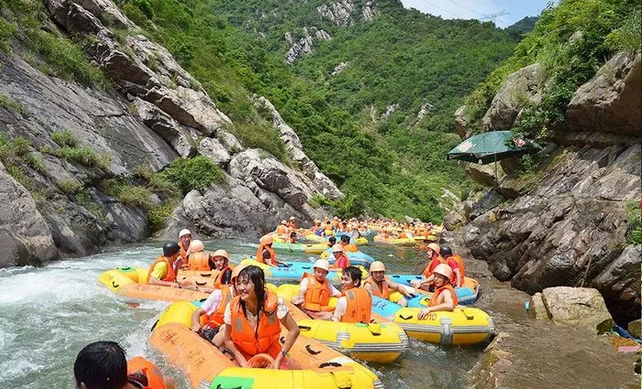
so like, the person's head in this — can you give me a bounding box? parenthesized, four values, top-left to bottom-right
(260, 234, 273, 247)
(178, 229, 192, 247)
(433, 264, 453, 287)
(332, 244, 344, 258)
(212, 249, 229, 270)
(162, 241, 180, 258)
(328, 236, 336, 245)
(340, 235, 350, 244)
(281, 220, 287, 225)
(340, 266, 362, 291)
(290, 216, 296, 221)
(235, 265, 266, 309)
(312, 259, 330, 282)
(230, 263, 248, 293)
(440, 246, 453, 257)
(369, 261, 386, 282)
(74, 341, 127, 389)
(290, 231, 297, 239)
(188, 240, 204, 254)
(427, 243, 441, 258)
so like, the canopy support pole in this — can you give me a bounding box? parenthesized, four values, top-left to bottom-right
(494, 153, 498, 188)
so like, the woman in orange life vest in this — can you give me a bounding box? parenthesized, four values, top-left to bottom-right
(291, 259, 341, 320)
(363, 261, 414, 307)
(330, 244, 350, 269)
(332, 266, 371, 323)
(74, 340, 175, 389)
(417, 264, 459, 320)
(190, 263, 246, 346)
(184, 240, 211, 271)
(147, 242, 185, 288)
(275, 220, 289, 235)
(177, 229, 192, 267)
(255, 234, 287, 267)
(223, 265, 300, 369)
(410, 243, 462, 290)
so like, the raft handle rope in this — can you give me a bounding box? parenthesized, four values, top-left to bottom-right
(196, 281, 207, 286)
(398, 315, 413, 321)
(305, 345, 322, 355)
(462, 309, 474, 320)
(200, 273, 211, 277)
(150, 320, 158, 332)
(298, 325, 313, 331)
(111, 281, 120, 288)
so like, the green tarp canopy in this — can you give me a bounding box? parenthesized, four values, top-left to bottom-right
(447, 130, 531, 164)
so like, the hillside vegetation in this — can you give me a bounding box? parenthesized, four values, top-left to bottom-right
(115, 0, 518, 221)
(464, 0, 641, 140)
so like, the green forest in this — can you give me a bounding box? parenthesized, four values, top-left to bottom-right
(115, 0, 519, 221)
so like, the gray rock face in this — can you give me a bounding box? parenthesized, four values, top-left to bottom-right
(253, 96, 343, 200)
(0, 170, 58, 268)
(463, 144, 642, 323)
(197, 137, 231, 167)
(317, 0, 355, 26)
(284, 27, 332, 64)
(539, 287, 614, 334)
(556, 50, 641, 139)
(482, 63, 547, 131)
(454, 105, 475, 140)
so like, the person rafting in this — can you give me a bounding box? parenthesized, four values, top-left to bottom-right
(146, 242, 184, 288)
(185, 240, 211, 271)
(363, 261, 414, 307)
(410, 243, 462, 290)
(417, 264, 459, 319)
(339, 235, 358, 253)
(255, 234, 287, 267)
(275, 220, 289, 235)
(329, 244, 350, 269)
(223, 265, 300, 369)
(291, 259, 341, 320)
(177, 229, 192, 267)
(74, 340, 175, 389)
(326, 236, 337, 248)
(440, 246, 466, 284)
(190, 264, 246, 346)
(287, 216, 297, 230)
(332, 266, 371, 323)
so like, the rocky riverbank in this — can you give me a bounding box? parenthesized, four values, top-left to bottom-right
(439, 232, 641, 388)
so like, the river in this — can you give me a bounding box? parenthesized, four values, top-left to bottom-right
(0, 238, 484, 389)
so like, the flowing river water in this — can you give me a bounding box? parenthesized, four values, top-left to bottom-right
(0, 236, 639, 388)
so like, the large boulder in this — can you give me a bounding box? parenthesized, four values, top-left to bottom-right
(454, 105, 475, 140)
(482, 63, 547, 131)
(539, 287, 614, 334)
(558, 50, 641, 138)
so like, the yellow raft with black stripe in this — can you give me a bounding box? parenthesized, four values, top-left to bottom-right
(98, 266, 209, 303)
(277, 284, 409, 363)
(372, 295, 494, 345)
(150, 300, 384, 389)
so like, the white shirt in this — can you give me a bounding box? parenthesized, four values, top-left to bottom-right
(223, 297, 288, 325)
(331, 296, 348, 322)
(200, 290, 225, 315)
(299, 277, 340, 296)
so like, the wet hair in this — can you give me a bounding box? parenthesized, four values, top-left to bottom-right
(340, 235, 350, 243)
(74, 341, 127, 389)
(328, 236, 336, 245)
(343, 266, 363, 287)
(162, 241, 180, 256)
(237, 265, 268, 314)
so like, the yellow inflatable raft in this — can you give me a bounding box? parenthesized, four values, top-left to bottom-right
(98, 267, 209, 303)
(150, 300, 384, 389)
(373, 235, 416, 246)
(277, 284, 409, 363)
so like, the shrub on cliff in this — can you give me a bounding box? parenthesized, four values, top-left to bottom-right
(160, 156, 226, 196)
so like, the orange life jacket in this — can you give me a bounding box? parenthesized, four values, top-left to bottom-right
(429, 284, 459, 307)
(213, 265, 232, 287)
(342, 243, 359, 252)
(341, 288, 371, 323)
(332, 220, 339, 229)
(127, 356, 167, 389)
(447, 254, 465, 285)
(301, 273, 334, 312)
(230, 290, 282, 359)
(256, 244, 277, 265)
(330, 253, 350, 269)
(422, 254, 444, 278)
(146, 255, 176, 283)
(276, 225, 288, 234)
(178, 241, 189, 267)
(205, 285, 233, 327)
(363, 276, 390, 299)
(187, 251, 211, 271)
